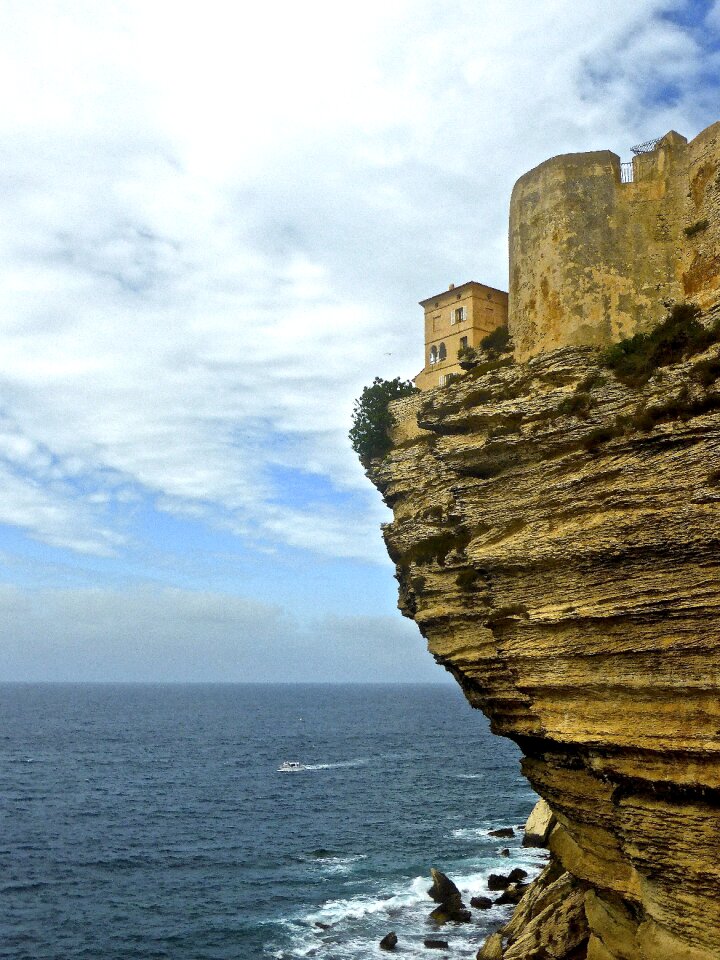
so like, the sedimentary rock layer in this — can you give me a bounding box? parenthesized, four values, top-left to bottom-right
(369, 345, 720, 959)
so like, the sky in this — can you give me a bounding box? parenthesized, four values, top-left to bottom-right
(1, 0, 719, 682)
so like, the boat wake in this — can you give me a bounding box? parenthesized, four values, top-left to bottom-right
(278, 759, 369, 773)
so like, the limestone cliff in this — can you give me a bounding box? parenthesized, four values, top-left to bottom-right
(367, 339, 720, 959)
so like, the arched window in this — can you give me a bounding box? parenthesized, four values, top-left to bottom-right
(438, 342, 447, 361)
(429, 345, 437, 364)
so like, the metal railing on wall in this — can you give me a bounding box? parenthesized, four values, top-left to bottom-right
(619, 136, 661, 185)
(632, 137, 662, 155)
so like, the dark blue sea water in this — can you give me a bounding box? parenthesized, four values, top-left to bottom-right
(0, 683, 545, 959)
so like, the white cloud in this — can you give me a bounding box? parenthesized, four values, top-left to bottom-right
(0, 0, 717, 566)
(707, 2, 720, 29)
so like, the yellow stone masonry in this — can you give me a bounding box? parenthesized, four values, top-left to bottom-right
(509, 121, 720, 360)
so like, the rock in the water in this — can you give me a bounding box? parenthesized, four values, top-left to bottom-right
(487, 873, 511, 891)
(428, 868, 462, 904)
(429, 896, 471, 924)
(488, 827, 515, 839)
(477, 932, 504, 959)
(314, 921, 331, 930)
(428, 868, 471, 922)
(522, 799, 555, 849)
(494, 882, 530, 906)
(379, 931, 398, 950)
(424, 939, 449, 950)
(470, 895, 493, 909)
(507, 867, 528, 883)
(500, 848, 510, 857)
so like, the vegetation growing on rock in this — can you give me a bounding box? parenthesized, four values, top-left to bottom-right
(599, 302, 720, 387)
(457, 325, 514, 372)
(349, 377, 418, 464)
(480, 324, 513, 357)
(683, 217, 710, 237)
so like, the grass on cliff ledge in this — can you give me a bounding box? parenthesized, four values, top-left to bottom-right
(600, 303, 719, 387)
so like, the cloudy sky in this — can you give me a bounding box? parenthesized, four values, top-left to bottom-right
(1, 0, 719, 681)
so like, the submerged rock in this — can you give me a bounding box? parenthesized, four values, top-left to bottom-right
(379, 931, 398, 950)
(427, 867, 471, 923)
(429, 898, 471, 924)
(487, 873, 511, 891)
(488, 827, 515, 839)
(424, 938, 449, 950)
(494, 882, 529, 905)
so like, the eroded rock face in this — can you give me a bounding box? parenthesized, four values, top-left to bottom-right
(368, 344, 720, 960)
(500, 861, 589, 959)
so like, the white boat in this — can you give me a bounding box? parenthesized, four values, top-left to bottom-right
(278, 760, 305, 772)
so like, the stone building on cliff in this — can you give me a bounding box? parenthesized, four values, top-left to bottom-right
(415, 281, 508, 390)
(371, 117, 720, 960)
(415, 120, 720, 389)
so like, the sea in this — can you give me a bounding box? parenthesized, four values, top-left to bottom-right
(0, 683, 546, 959)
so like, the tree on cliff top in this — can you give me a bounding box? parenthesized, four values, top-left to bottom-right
(350, 376, 418, 465)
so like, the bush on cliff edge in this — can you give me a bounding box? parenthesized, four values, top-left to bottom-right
(350, 377, 418, 464)
(600, 302, 718, 387)
(479, 324, 512, 358)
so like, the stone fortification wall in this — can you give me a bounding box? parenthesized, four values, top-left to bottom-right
(683, 121, 720, 310)
(509, 122, 720, 360)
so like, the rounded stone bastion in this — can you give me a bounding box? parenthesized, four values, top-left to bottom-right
(508, 121, 720, 361)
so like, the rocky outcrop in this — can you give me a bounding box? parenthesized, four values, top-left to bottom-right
(523, 799, 555, 848)
(488, 859, 589, 959)
(479, 933, 505, 959)
(368, 343, 720, 959)
(379, 931, 398, 950)
(428, 868, 472, 923)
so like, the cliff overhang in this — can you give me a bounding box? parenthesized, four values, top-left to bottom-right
(368, 342, 720, 959)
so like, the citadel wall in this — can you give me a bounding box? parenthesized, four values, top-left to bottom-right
(509, 121, 720, 360)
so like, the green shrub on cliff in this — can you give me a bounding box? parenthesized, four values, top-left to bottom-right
(479, 324, 512, 357)
(349, 376, 418, 464)
(600, 303, 718, 387)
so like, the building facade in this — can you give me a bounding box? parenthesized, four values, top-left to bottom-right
(415, 281, 508, 391)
